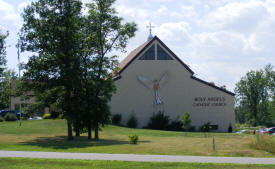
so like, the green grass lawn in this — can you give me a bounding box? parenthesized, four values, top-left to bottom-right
(0, 119, 274, 157)
(1, 158, 275, 169)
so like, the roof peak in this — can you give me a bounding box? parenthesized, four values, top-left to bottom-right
(116, 36, 235, 96)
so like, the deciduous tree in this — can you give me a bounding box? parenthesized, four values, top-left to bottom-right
(0, 31, 8, 78)
(0, 70, 17, 109)
(235, 65, 275, 126)
(84, 0, 137, 140)
(0, 31, 12, 110)
(20, 0, 83, 140)
(20, 0, 137, 141)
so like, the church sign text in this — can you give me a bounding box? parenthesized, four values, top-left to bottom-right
(192, 97, 226, 107)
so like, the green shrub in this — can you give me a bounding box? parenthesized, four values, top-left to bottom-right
(200, 122, 211, 132)
(111, 114, 122, 125)
(167, 120, 183, 131)
(181, 112, 192, 131)
(0, 116, 4, 122)
(58, 113, 64, 119)
(50, 111, 61, 119)
(128, 133, 139, 144)
(127, 115, 138, 128)
(43, 113, 51, 119)
(228, 123, 233, 133)
(147, 111, 170, 130)
(250, 134, 275, 153)
(189, 126, 196, 132)
(4, 113, 18, 121)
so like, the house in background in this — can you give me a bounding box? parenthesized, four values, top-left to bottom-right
(10, 80, 49, 114)
(10, 80, 35, 111)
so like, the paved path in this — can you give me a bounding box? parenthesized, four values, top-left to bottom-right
(0, 150, 275, 164)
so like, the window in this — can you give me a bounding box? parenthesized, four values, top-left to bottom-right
(157, 45, 173, 60)
(139, 45, 155, 60)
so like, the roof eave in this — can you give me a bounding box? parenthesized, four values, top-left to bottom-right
(191, 75, 235, 96)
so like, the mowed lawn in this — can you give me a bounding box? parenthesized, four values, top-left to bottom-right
(0, 119, 274, 157)
(1, 158, 275, 169)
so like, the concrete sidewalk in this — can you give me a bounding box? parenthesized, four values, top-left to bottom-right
(0, 150, 275, 164)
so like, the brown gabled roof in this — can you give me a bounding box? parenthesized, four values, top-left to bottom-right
(118, 36, 194, 75)
(118, 38, 151, 74)
(116, 36, 235, 96)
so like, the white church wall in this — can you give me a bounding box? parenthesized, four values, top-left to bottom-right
(110, 40, 235, 132)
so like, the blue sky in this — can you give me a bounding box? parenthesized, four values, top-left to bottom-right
(1, 0, 275, 92)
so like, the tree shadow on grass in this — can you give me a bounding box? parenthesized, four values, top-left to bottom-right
(20, 136, 150, 149)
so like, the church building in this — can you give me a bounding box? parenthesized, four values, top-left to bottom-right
(110, 34, 235, 132)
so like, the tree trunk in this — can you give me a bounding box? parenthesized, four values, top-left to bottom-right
(75, 127, 80, 137)
(94, 122, 99, 140)
(253, 105, 257, 127)
(254, 111, 257, 127)
(88, 121, 92, 140)
(67, 117, 73, 140)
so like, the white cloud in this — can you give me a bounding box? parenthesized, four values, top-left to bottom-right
(200, 1, 269, 33)
(190, 61, 251, 91)
(155, 22, 191, 42)
(180, 5, 196, 18)
(156, 5, 168, 14)
(169, 5, 197, 19)
(116, 4, 150, 21)
(247, 32, 275, 55)
(0, 0, 20, 22)
(192, 31, 247, 60)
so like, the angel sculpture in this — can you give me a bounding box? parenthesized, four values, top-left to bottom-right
(137, 72, 169, 105)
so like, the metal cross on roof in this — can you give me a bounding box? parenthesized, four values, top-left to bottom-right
(146, 22, 155, 41)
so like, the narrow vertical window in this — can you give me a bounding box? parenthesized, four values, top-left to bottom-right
(157, 45, 173, 60)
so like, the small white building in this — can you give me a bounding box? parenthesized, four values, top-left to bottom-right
(110, 36, 235, 132)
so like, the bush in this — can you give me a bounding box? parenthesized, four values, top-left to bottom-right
(189, 126, 196, 132)
(50, 111, 61, 119)
(4, 113, 18, 121)
(147, 111, 170, 130)
(181, 112, 192, 131)
(127, 115, 138, 128)
(58, 113, 64, 119)
(42, 113, 51, 119)
(0, 116, 4, 122)
(21, 103, 44, 118)
(111, 114, 122, 125)
(200, 122, 211, 132)
(128, 133, 139, 144)
(228, 123, 233, 133)
(250, 134, 275, 153)
(167, 120, 183, 131)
